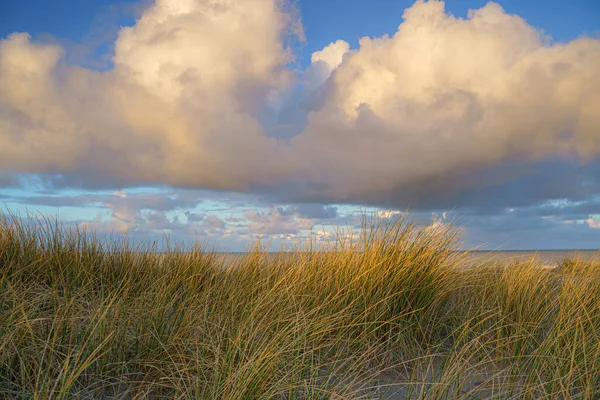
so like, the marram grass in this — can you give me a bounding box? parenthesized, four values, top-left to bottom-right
(1, 214, 599, 399)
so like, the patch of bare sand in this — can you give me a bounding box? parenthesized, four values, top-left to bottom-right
(316, 356, 518, 399)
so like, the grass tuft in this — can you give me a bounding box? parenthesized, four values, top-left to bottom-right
(1, 213, 599, 399)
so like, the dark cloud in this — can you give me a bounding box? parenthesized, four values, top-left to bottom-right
(277, 203, 338, 219)
(268, 158, 600, 215)
(463, 215, 600, 251)
(16, 190, 206, 213)
(184, 211, 205, 223)
(0, 174, 20, 188)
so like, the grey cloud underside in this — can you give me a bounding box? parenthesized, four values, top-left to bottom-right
(250, 158, 600, 215)
(6, 188, 599, 250)
(276, 204, 338, 219)
(0, 0, 599, 214)
(463, 213, 600, 250)
(2, 169, 599, 250)
(383, 158, 600, 211)
(17, 190, 207, 211)
(0, 174, 20, 188)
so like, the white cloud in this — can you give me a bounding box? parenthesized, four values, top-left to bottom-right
(304, 40, 351, 91)
(113, 0, 293, 101)
(0, 0, 599, 210)
(311, 40, 350, 70)
(0, 0, 298, 189)
(292, 0, 600, 201)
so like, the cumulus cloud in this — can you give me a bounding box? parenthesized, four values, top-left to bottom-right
(0, 0, 299, 190)
(303, 39, 350, 91)
(291, 0, 600, 206)
(1, 0, 599, 212)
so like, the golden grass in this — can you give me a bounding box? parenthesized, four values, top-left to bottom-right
(0, 213, 599, 399)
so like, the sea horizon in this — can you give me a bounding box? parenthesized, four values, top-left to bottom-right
(200, 249, 600, 269)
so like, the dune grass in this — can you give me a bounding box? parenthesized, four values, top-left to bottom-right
(0, 214, 599, 399)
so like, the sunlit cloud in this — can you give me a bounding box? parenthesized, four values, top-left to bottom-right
(587, 216, 600, 229)
(1, 0, 598, 208)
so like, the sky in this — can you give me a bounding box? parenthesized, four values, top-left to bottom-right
(0, 0, 599, 251)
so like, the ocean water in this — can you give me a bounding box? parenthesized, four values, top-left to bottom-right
(215, 250, 600, 269)
(463, 250, 600, 268)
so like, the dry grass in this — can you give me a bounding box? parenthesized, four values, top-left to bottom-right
(0, 213, 599, 399)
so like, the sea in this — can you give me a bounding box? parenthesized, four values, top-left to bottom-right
(215, 250, 600, 269)
(462, 250, 600, 268)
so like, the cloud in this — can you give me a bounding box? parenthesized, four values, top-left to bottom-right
(311, 40, 350, 70)
(291, 0, 600, 206)
(586, 216, 600, 229)
(3, 185, 599, 250)
(245, 207, 315, 236)
(462, 211, 600, 250)
(277, 203, 338, 219)
(377, 210, 404, 219)
(0, 0, 299, 190)
(0, 174, 19, 188)
(19, 189, 205, 212)
(304, 40, 350, 92)
(0, 0, 599, 213)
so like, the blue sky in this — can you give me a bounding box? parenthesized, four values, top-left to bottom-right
(1, 0, 599, 250)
